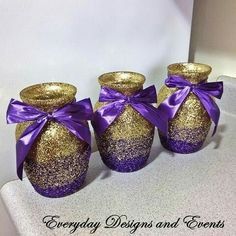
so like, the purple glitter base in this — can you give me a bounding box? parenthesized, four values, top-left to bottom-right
(101, 155, 149, 172)
(160, 135, 204, 154)
(32, 172, 87, 198)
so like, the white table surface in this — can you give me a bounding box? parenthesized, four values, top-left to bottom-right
(1, 110, 235, 236)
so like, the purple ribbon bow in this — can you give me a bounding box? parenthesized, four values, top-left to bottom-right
(157, 75, 223, 135)
(6, 98, 93, 180)
(92, 85, 167, 135)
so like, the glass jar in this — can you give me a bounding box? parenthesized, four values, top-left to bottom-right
(157, 63, 212, 153)
(94, 71, 155, 172)
(15, 82, 90, 197)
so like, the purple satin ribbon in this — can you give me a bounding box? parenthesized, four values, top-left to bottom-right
(6, 98, 93, 180)
(92, 85, 167, 136)
(157, 75, 223, 135)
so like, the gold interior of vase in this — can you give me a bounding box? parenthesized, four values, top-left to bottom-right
(168, 63, 212, 83)
(20, 82, 77, 111)
(98, 71, 145, 95)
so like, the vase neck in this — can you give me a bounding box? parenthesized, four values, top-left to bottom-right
(168, 62, 212, 84)
(98, 71, 145, 96)
(20, 82, 77, 112)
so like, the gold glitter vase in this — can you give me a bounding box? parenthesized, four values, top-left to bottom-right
(94, 72, 155, 172)
(157, 63, 212, 153)
(15, 83, 90, 197)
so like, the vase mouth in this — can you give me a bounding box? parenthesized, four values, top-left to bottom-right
(20, 82, 77, 110)
(168, 62, 212, 76)
(98, 71, 145, 88)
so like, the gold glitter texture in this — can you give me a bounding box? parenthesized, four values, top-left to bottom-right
(15, 82, 89, 190)
(95, 72, 154, 140)
(157, 63, 212, 143)
(94, 71, 154, 162)
(167, 62, 212, 84)
(98, 71, 145, 95)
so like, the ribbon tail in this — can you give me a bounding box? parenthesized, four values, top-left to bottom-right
(131, 103, 168, 135)
(92, 101, 125, 136)
(212, 125, 218, 137)
(155, 87, 191, 134)
(156, 87, 190, 120)
(16, 119, 47, 180)
(194, 90, 220, 136)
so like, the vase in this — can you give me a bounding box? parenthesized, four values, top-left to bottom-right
(157, 63, 212, 153)
(94, 71, 155, 172)
(15, 82, 90, 197)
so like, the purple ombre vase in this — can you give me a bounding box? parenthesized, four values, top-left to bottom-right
(94, 72, 155, 172)
(157, 63, 212, 154)
(15, 83, 90, 197)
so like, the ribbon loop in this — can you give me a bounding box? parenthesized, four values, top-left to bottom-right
(92, 85, 167, 136)
(6, 98, 93, 180)
(157, 75, 223, 136)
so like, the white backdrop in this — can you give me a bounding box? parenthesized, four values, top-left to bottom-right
(0, 0, 193, 187)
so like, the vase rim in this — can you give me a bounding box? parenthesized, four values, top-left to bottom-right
(168, 62, 212, 76)
(20, 82, 77, 105)
(98, 71, 145, 87)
